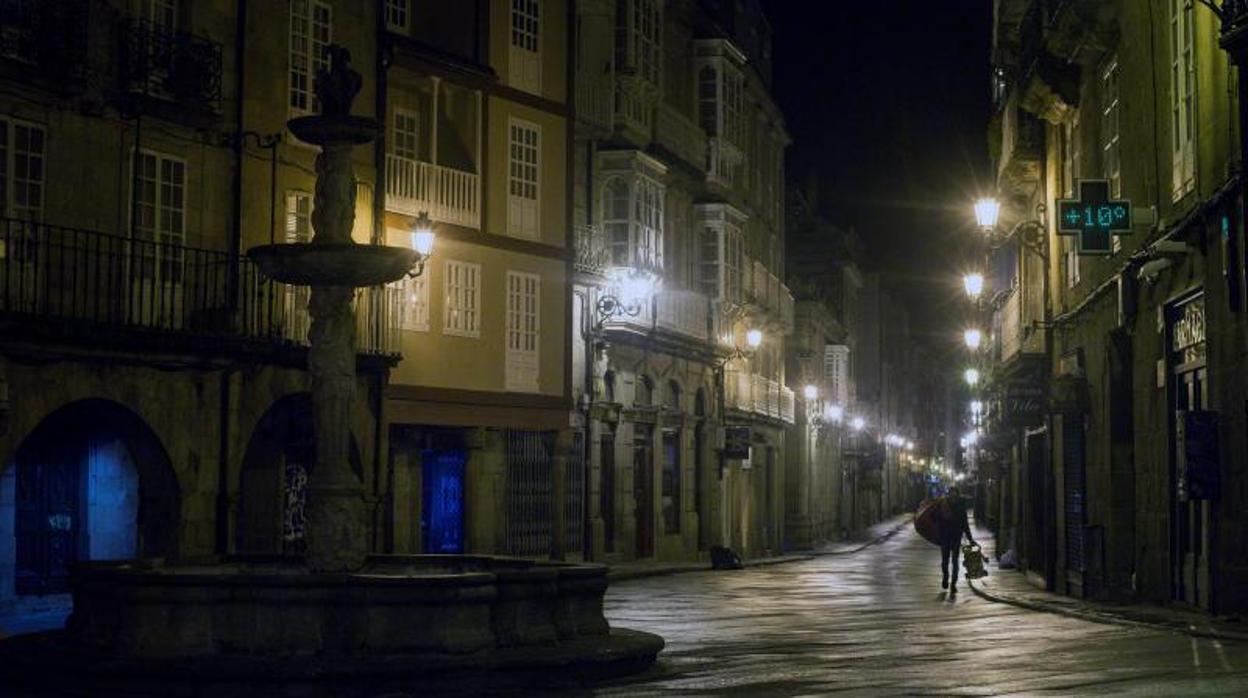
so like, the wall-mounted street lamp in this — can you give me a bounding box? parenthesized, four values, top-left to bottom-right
(964, 368, 980, 387)
(974, 197, 1002, 229)
(803, 384, 819, 401)
(850, 416, 866, 432)
(963, 272, 985, 300)
(825, 404, 845, 424)
(745, 328, 764, 349)
(974, 197, 1047, 261)
(407, 211, 437, 278)
(963, 328, 983, 351)
(593, 266, 661, 329)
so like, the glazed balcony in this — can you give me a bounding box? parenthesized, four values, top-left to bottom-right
(385, 155, 481, 229)
(0, 218, 401, 358)
(120, 19, 223, 116)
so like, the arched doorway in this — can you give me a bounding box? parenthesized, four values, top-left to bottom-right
(2, 399, 178, 598)
(236, 393, 363, 555)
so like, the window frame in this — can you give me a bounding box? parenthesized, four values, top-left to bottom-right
(442, 259, 482, 338)
(289, 0, 333, 117)
(385, 0, 410, 33)
(509, 0, 542, 94)
(507, 118, 541, 239)
(505, 270, 540, 392)
(0, 116, 46, 222)
(1169, 0, 1196, 199)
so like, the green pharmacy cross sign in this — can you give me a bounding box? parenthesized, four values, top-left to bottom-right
(1056, 179, 1132, 255)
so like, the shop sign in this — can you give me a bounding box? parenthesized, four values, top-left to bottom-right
(1172, 297, 1206, 365)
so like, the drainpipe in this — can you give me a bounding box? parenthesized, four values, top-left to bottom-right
(227, 0, 247, 310)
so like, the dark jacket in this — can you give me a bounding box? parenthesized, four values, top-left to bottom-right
(941, 495, 973, 547)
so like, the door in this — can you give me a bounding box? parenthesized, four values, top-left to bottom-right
(1061, 419, 1086, 588)
(695, 421, 707, 550)
(601, 427, 616, 553)
(15, 439, 84, 596)
(422, 449, 466, 554)
(661, 429, 680, 535)
(1168, 294, 1209, 608)
(633, 424, 654, 558)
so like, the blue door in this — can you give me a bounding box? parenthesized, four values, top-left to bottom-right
(422, 449, 466, 553)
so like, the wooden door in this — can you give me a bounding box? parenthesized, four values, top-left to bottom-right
(633, 424, 654, 558)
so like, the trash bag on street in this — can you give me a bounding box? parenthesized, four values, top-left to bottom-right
(963, 542, 988, 580)
(913, 498, 948, 546)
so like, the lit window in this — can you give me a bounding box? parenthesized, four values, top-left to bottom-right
(399, 273, 429, 332)
(615, 0, 661, 85)
(601, 175, 663, 270)
(285, 190, 311, 243)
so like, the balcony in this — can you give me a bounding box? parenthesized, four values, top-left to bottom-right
(575, 75, 614, 135)
(654, 104, 708, 172)
(706, 138, 743, 187)
(603, 288, 711, 343)
(573, 224, 609, 276)
(997, 286, 1022, 363)
(614, 74, 657, 145)
(0, 0, 90, 89)
(724, 370, 796, 424)
(744, 259, 794, 331)
(0, 218, 401, 358)
(385, 155, 481, 229)
(120, 19, 223, 116)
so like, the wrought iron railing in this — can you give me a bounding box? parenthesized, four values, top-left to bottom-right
(0, 0, 90, 83)
(120, 18, 223, 113)
(724, 370, 796, 424)
(0, 218, 400, 356)
(573, 224, 609, 275)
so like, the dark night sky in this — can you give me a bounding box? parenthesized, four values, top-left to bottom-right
(767, 1, 994, 344)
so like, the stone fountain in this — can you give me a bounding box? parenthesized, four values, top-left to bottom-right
(0, 47, 662, 694)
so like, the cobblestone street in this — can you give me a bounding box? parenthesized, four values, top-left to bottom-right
(592, 521, 1248, 696)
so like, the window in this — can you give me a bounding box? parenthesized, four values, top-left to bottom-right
(443, 260, 481, 337)
(661, 429, 680, 534)
(285, 191, 311, 243)
(0, 117, 46, 221)
(132, 150, 186, 282)
(635, 375, 653, 406)
(699, 220, 742, 303)
(289, 0, 332, 116)
(824, 345, 849, 408)
(508, 119, 540, 239)
(392, 109, 419, 161)
(385, 0, 409, 32)
(601, 175, 663, 269)
(509, 0, 541, 94)
(398, 274, 429, 332)
(505, 271, 540, 391)
(615, 0, 661, 85)
(138, 0, 178, 31)
(1102, 57, 1122, 253)
(1170, 0, 1195, 198)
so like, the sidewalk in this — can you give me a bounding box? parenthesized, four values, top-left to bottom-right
(967, 519, 1248, 643)
(608, 514, 912, 582)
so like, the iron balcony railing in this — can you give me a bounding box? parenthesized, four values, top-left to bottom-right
(724, 370, 796, 424)
(0, 0, 90, 84)
(0, 218, 401, 356)
(120, 18, 222, 113)
(573, 224, 609, 276)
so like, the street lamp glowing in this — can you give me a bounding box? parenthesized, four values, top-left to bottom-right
(745, 328, 764, 349)
(825, 404, 844, 423)
(850, 416, 865, 431)
(963, 328, 983, 351)
(970, 399, 983, 416)
(410, 211, 436, 256)
(974, 197, 1001, 230)
(964, 368, 980, 387)
(905, 440, 915, 451)
(963, 430, 979, 446)
(803, 384, 819, 401)
(963, 273, 985, 300)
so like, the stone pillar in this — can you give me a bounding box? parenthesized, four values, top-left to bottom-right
(304, 137, 368, 572)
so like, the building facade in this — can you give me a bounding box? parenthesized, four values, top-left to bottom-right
(571, 0, 793, 563)
(983, 0, 1248, 615)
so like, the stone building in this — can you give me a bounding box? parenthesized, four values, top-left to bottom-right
(0, 0, 582, 617)
(983, 0, 1248, 615)
(571, 0, 793, 563)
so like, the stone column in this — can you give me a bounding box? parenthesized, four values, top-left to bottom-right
(305, 139, 367, 572)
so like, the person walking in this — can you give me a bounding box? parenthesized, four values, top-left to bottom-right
(941, 485, 975, 592)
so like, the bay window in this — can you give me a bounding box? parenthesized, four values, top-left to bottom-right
(598, 150, 666, 272)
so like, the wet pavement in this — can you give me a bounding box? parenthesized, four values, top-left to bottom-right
(593, 521, 1248, 696)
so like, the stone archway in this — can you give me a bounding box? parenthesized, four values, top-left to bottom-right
(1, 399, 179, 601)
(235, 393, 363, 555)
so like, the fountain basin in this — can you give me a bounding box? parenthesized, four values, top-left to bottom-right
(248, 243, 418, 287)
(65, 555, 617, 659)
